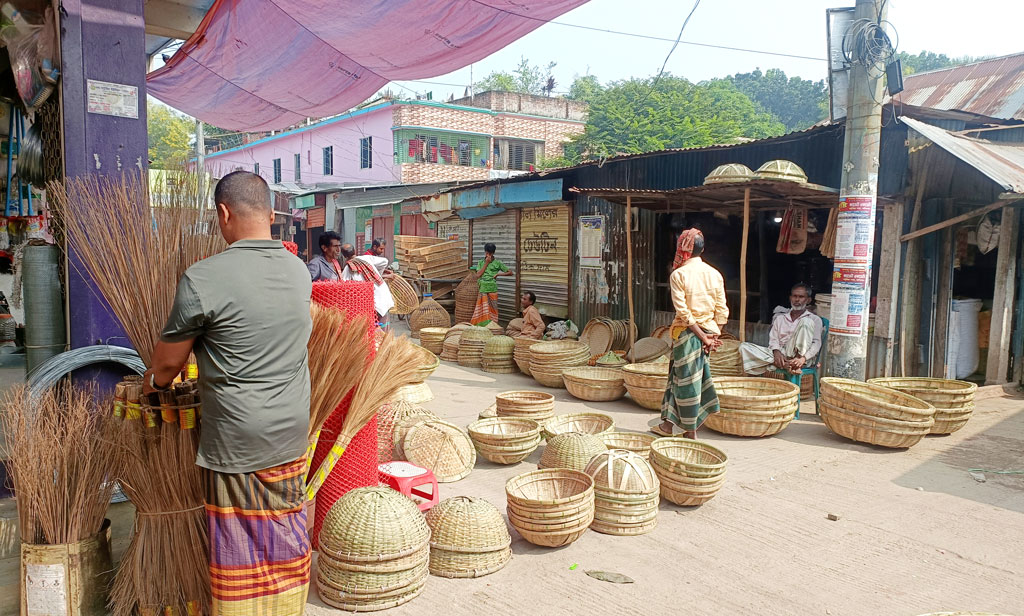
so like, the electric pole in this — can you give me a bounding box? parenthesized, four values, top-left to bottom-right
(826, 0, 889, 380)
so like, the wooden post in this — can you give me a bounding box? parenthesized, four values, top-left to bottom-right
(626, 196, 636, 357)
(757, 211, 770, 324)
(739, 188, 750, 342)
(986, 205, 1019, 384)
(875, 200, 905, 376)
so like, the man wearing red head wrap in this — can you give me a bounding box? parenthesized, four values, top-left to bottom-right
(654, 229, 728, 438)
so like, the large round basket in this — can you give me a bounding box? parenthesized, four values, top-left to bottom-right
(467, 417, 542, 464)
(867, 377, 977, 435)
(818, 399, 934, 448)
(626, 337, 670, 363)
(317, 486, 430, 611)
(820, 377, 936, 423)
(703, 377, 800, 437)
(538, 432, 608, 471)
(580, 319, 614, 356)
(648, 438, 727, 506)
(409, 298, 451, 337)
(387, 276, 420, 315)
(708, 340, 744, 377)
(622, 363, 670, 389)
(494, 391, 555, 424)
(601, 431, 656, 456)
(505, 469, 595, 547)
(402, 420, 477, 482)
(561, 367, 627, 402)
(513, 337, 542, 375)
(412, 346, 441, 382)
(418, 327, 448, 355)
(541, 412, 615, 440)
(529, 340, 591, 388)
(394, 381, 434, 405)
(482, 336, 517, 374)
(381, 401, 437, 460)
(425, 496, 511, 579)
(584, 450, 660, 536)
(440, 335, 461, 361)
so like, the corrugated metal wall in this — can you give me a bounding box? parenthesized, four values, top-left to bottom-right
(520, 204, 570, 318)
(437, 219, 471, 268)
(472, 211, 518, 325)
(572, 195, 656, 336)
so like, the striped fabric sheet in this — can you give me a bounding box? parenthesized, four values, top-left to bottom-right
(205, 458, 310, 616)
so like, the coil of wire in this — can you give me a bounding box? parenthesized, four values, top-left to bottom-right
(27, 344, 146, 401)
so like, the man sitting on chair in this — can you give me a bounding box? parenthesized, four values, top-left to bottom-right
(739, 282, 823, 376)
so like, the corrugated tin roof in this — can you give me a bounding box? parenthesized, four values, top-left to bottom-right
(895, 53, 1024, 121)
(569, 180, 840, 211)
(901, 116, 1024, 195)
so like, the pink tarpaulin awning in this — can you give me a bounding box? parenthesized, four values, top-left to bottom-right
(147, 0, 590, 131)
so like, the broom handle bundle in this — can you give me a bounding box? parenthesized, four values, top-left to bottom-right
(305, 436, 352, 500)
(304, 431, 320, 477)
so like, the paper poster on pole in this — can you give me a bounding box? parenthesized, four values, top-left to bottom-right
(579, 215, 604, 269)
(829, 195, 876, 337)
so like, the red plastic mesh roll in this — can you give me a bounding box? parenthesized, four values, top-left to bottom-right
(309, 280, 379, 549)
(282, 240, 299, 255)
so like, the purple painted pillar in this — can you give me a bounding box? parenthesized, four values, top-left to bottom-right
(60, 1, 146, 382)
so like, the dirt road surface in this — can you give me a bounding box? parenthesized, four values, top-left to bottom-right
(306, 362, 1024, 616)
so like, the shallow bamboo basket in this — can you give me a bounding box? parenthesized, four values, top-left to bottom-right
(621, 363, 670, 389)
(418, 327, 448, 355)
(704, 377, 800, 437)
(505, 469, 595, 547)
(819, 400, 934, 448)
(625, 384, 665, 410)
(541, 412, 615, 440)
(561, 367, 627, 401)
(651, 469, 726, 506)
(495, 391, 554, 414)
(394, 381, 433, 405)
(467, 417, 543, 464)
(538, 432, 608, 471)
(601, 431, 657, 455)
(473, 438, 543, 464)
(413, 347, 441, 382)
(585, 450, 660, 530)
(868, 377, 977, 435)
(529, 341, 590, 388)
(649, 438, 728, 478)
(820, 377, 936, 423)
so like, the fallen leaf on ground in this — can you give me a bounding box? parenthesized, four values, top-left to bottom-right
(586, 570, 634, 584)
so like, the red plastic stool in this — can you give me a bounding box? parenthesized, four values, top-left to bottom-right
(378, 462, 439, 512)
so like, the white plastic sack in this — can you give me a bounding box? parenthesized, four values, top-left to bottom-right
(951, 298, 982, 379)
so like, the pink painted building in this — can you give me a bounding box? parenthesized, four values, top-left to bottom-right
(202, 92, 587, 187)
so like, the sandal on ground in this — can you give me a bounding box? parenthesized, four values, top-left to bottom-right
(650, 425, 673, 437)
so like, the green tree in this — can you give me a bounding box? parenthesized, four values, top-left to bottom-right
(897, 50, 981, 76)
(475, 58, 556, 95)
(147, 101, 193, 169)
(727, 68, 828, 132)
(565, 75, 785, 161)
(567, 74, 603, 105)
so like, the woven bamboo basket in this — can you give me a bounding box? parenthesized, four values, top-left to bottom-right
(317, 486, 430, 610)
(601, 431, 656, 455)
(419, 327, 448, 355)
(709, 340, 744, 377)
(457, 339, 487, 368)
(505, 469, 595, 547)
(867, 377, 977, 435)
(649, 438, 727, 506)
(382, 401, 437, 459)
(425, 496, 511, 579)
(402, 420, 477, 482)
(478, 403, 497, 419)
(440, 335, 461, 361)
(585, 450, 660, 533)
(820, 377, 936, 423)
(461, 325, 493, 342)
(505, 318, 524, 337)
(394, 381, 434, 405)
(409, 297, 451, 336)
(622, 363, 670, 389)
(467, 417, 543, 464)
(561, 367, 627, 402)
(541, 412, 615, 440)
(530, 341, 591, 388)
(455, 275, 478, 323)
(482, 336, 517, 373)
(446, 323, 471, 340)
(626, 337, 670, 363)
(387, 276, 420, 315)
(703, 377, 800, 437)
(495, 390, 554, 416)
(538, 432, 608, 471)
(819, 400, 934, 448)
(485, 321, 504, 336)
(393, 414, 434, 459)
(580, 318, 614, 355)
(413, 346, 441, 382)
(625, 384, 665, 410)
(513, 337, 542, 375)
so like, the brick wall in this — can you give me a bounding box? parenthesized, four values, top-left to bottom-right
(399, 163, 488, 184)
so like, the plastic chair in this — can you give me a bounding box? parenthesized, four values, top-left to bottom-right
(787, 317, 829, 419)
(378, 461, 439, 512)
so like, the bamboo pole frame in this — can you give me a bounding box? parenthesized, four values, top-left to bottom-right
(627, 195, 636, 357)
(739, 188, 750, 342)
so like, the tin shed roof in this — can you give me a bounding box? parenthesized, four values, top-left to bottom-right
(901, 117, 1024, 195)
(895, 53, 1024, 121)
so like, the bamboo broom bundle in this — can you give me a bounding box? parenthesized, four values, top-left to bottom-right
(307, 304, 373, 440)
(305, 332, 424, 499)
(0, 384, 124, 545)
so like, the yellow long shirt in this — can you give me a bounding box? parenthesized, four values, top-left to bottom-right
(669, 257, 729, 337)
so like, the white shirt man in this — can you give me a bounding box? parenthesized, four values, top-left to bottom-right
(341, 253, 395, 318)
(739, 283, 823, 375)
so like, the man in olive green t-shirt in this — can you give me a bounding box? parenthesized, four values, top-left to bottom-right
(143, 170, 312, 616)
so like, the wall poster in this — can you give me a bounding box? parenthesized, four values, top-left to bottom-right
(579, 215, 604, 269)
(830, 195, 876, 337)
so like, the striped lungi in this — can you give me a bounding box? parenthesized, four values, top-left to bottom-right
(471, 292, 499, 326)
(204, 458, 310, 616)
(661, 330, 720, 431)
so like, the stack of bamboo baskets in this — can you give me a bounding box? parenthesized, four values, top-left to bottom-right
(541, 412, 615, 440)
(395, 346, 440, 404)
(622, 363, 670, 410)
(425, 496, 512, 578)
(419, 328, 447, 355)
(440, 335, 461, 361)
(649, 438, 728, 506)
(458, 326, 492, 368)
(529, 341, 590, 388)
(579, 318, 637, 355)
(584, 450, 661, 535)
(494, 391, 555, 425)
(819, 378, 936, 448)
(709, 340, 745, 377)
(317, 486, 430, 611)
(481, 336, 517, 373)
(513, 337, 542, 375)
(561, 367, 627, 401)
(538, 432, 608, 471)
(703, 377, 800, 437)
(467, 417, 543, 464)
(868, 377, 977, 435)
(506, 469, 595, 547)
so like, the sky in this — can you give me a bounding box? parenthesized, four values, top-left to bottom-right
(383, 0, 1024, 101)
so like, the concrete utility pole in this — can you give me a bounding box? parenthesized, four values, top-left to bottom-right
(827, 0, 889, 380)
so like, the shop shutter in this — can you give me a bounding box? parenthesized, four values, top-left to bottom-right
(520, 204, 570, 318)
(471, 211, 518, 325)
